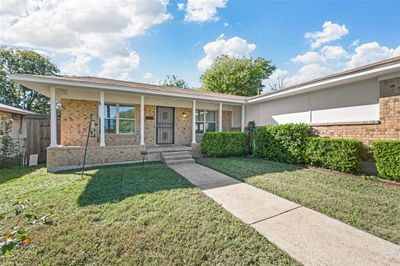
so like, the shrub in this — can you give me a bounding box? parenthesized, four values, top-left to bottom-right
(305, 137, 363, 173)
(201, 132, 248, 157)
(372, 141, 400, 181)
(0, 119, 20, 168)
(253, 124, 312, 163)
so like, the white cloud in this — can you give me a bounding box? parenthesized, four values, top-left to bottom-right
(286, 64, 332, 86)
(143, 72, 153, 80)
(305, 21, 349, 49)
(224, 22, 229, 27)
(177, 3, 185, 10)
(198, 34, 256, 71)
(60, 55, 92, 76)
(346, 42, 400, 69)
(321, 45, 348, 60)
(350, 39, 360, 47)
(0, 0, 171, 77)
(291, 51, 324, 64)
(98, 52, 140, 79)
(182, 0, 227, 22)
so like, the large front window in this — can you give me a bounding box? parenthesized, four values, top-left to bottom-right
(101, 104, 135, 134)
(195, 110, 216, 133)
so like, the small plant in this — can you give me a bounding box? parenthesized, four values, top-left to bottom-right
(246, 120, 256, 154)
(372, 140, 400, 181)
(0, 118, 19, 167)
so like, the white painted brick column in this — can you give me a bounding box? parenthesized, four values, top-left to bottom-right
(192, 100, 196, 144)
(140, 96, 145, 145)
(50, 87, 58, 147)
(99, 91, 105, 146)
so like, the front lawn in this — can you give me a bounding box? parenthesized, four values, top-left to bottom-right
(0, 163, 298, 265)
(197, 157, 400, 245)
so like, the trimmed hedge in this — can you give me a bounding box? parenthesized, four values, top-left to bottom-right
(305, 137, 363, 173)
(201, 132, 248, 157)
(373, 140, 400, 181)
(253, 124, 312, 163)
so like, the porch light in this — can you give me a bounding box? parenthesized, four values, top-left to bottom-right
(182, 112, 187, 118)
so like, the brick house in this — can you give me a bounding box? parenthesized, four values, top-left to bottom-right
(9, 56, 400, 172)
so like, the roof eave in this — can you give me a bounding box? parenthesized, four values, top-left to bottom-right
(8, 74, 246, 105)
(247, 62, 400, 104)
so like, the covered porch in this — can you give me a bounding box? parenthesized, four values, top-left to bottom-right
(10, 75, 246, 171)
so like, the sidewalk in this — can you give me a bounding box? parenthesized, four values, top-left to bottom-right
(170, 163, 400, 266)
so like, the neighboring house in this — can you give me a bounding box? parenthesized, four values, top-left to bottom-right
(0, 103, 37, 159)
(9, 56, 400, 172)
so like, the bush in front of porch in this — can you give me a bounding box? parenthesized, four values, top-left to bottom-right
(201, 132, 248, 157)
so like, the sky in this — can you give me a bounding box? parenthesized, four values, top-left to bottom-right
(0, 0, 399, 91)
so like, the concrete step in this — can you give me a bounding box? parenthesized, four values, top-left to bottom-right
(163, 154, 193, 160)
(162, 151, 192, 157)
(165, 158, 195, 165)
(147, 146, 192, 153)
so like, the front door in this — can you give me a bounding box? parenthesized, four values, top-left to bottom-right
(156, 106, 175, 144)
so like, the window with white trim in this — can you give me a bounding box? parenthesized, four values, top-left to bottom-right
(100, 104, 135, 134)
(195, 110, 216, 133)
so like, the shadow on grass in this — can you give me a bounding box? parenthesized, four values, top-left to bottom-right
(77, 162, 192, 206)
(197, 157, 301, 181)
(0, 165, 44, 185)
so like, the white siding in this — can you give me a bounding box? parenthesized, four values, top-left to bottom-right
(246, 78, 380, 126)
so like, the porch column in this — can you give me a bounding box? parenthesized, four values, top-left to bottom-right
(99, 91, 105, 146)
(218, 103, 223, 132)
(50, 87, 58, 147)
(192, 100, 196, 144)
(140, 96, 145, 145)
(241, 105, 245, 132)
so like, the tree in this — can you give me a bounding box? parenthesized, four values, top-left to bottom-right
(200, 55, 276, 96)
(0, 48, 59, 113)
(265, 69, 287, 92)
(0, 119, 19, 167)
(162, 74, 189, 89)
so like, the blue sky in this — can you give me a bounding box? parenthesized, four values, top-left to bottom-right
(1, 0, 399, 90)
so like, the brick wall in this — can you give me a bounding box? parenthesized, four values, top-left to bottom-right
(175, 107, 192, 145)
(47, 145, 147, 171)
(312, 77, 400, 146)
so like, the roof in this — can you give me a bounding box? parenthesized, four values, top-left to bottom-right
(0, 103, 37, 115)
(9, 74, 247, 103)
(249, 56, 400, 102)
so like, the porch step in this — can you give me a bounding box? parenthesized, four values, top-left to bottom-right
(161, 150, 194, 165)
(147, 146, 192, 153)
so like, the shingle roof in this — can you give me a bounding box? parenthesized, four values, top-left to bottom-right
(33, 75, 248, 101)
(249, 56, 400, 100)
(0, 103, 37, 115)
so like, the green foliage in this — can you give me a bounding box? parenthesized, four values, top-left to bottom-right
(0, 119, 19, 167)
(246, 120, 256, 154)
(200, 55, 276, 96)
(0, 48, 59, 113)
(162, 74, 189, 89)
(305, 137, 363, 173)
(372, 141, 400, 181)
(253, 124, 312, 163)
(201, 132, 248, 157)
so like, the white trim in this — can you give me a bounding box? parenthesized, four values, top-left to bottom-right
(241, 105, 245, 132)
(140, 96, 145, 145)
(377, 73, 400, 82)
(8, 74, 245, 104)
(247, 62, 400, 104)
(218, 103, 223, 132)
(192, 100, 196, 144)
(99, 91, 105, 146)
(49, 87, 57, 147)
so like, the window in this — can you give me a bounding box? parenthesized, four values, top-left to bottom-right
(100, 104, 135, 134)
(195, 110, 216, 133)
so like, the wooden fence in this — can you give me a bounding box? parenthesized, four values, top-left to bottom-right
(25, 114, 60, 163)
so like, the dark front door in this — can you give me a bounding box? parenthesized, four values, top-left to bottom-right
(156, 106, 175, 144)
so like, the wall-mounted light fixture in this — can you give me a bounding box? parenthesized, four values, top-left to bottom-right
(182, 112, 187, 118)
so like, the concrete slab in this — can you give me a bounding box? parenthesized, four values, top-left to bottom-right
(170, 163, 400, 266)
(203, 183, 300, 224)
(252, 207, 400, 266)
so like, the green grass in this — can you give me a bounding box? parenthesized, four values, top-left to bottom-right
(197, 157, 400, 245)
(0, 162, 298, 265)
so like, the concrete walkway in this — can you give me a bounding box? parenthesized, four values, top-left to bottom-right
(170, 163, 400, 266)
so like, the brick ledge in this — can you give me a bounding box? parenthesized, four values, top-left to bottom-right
(309, 120, 380, 127)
